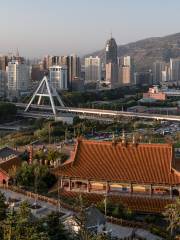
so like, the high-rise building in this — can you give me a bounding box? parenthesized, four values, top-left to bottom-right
(105, 37, 118, 88)
(85, 56, 101, 83)
(105, 38, 117, 64)
(0, 56, 8, 71)
(120, 56, 135, 85)
(105, 63, 118, 88)
(170, 58, 180, 82)
(51, 56, 60, 66)
(49, 65, 68, 90)
(152, 61, 166, 84)
(7, 60, 30, 99)
(42, 55, 52, 70)
(31, 64, 44, 82)
(67, 55, 81, 89)
(0, 70, 6, 98)
(59, 55, 81, 90)
(135, 71, 153, 86)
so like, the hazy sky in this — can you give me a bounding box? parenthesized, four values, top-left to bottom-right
(1, 0, 180, 58)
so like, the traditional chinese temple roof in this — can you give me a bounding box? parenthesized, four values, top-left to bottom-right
(57, 138, 180, 185)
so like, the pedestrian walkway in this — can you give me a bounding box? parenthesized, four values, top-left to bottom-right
(0, 188, 72, 218)
(106, 223, 163, 240)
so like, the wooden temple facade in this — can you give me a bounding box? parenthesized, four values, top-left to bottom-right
(54, 138, 180, 213)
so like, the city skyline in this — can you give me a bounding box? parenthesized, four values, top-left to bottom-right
(1, 0, 180, 57)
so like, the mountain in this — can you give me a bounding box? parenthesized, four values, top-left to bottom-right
(86, 32, 180, 71)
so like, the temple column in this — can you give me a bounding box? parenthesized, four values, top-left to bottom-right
(87, 180, 90, 193)
(130, 183, 133, 195)
(69, 178, 71, 191)
(60, 177, 63, 188)
(106, 181, 110, 194)
(150, 184, 153, 196)
(169, 186, 173, 198)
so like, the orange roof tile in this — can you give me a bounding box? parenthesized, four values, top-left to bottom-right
(56, 139, 180, 185)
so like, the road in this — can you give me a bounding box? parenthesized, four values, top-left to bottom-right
(0, 188, 72, 218)
(16, 102, 180, 122)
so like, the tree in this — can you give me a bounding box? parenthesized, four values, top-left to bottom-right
(16, 162, 57, 193)
(40, 212, 71, 240)
(47, 149, 59, 163)
(8, 165, 17, 185)
(2, 201, 50, 240)
(0, 191, 6, 221)
(163, 198, 180, 238)
(0, 102, 17, 123)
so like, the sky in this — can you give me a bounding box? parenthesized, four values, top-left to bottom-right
(0, 0, 180, 58)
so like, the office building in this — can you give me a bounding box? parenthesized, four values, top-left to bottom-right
(85, 56, 101, 83)
(135, 71, 153, 86)
(7, 60, 30, 99)
(0, 71, 6, 98)
(105, 63, 118, 87)
(67, 55, 81, 90)
(105, 37, 118, 88)
(152, 61, 166, 84)
(170, 58, 180, 82)
(49, 65, 68, 90)
(119, 56, 135, 86)
(0, 56, 8, 71)
(59, 55, 81, 90)
(31, 64, 44, 82)
(105, 37, 117, 64)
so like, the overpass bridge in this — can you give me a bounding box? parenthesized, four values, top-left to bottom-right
(16, 102, 180, 122)
(15, 76, 180, 122)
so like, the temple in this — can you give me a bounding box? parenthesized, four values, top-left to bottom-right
(53, 137, 180, 213)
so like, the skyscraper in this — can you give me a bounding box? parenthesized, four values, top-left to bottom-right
(0, 70, 6, 98)
(49, 65, 68, 90)
(105, 38, 118, 64)
(85, 56, 101, 83)
(7, 60, 30, 99)
(152, 61, 166, 84)
(170, 58, 180, 82)
(120, 56, 135, 85)
(105, 37, 118, 88)
(59, 55, 81, 90)
(67, 54, 81, 89)
(0, 56, 8, 71)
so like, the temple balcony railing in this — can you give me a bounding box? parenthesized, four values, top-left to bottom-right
(63, 188, 179, 200)
(60, 178, 180, 199)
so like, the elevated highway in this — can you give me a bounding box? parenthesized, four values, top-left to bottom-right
(16, 103, 180, 122)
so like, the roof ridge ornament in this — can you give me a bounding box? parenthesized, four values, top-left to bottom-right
(121, 129, 126, 143)
(132, 133, 138, 147)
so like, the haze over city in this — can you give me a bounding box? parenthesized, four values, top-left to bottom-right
(1, 0, 180, 57)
